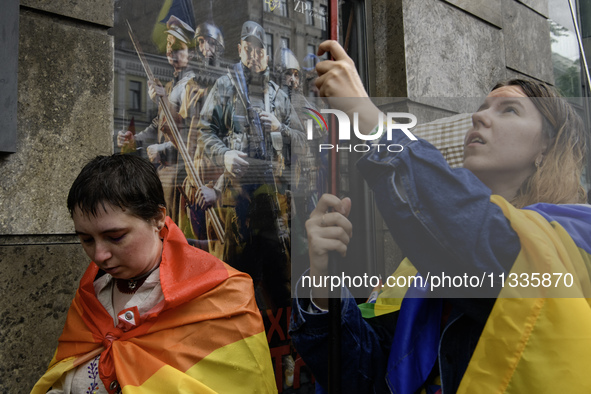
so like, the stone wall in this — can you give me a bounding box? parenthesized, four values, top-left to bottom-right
(370, 0, 553, 275)
(0, 1, 113, 391)
(371, 0, 552, 108)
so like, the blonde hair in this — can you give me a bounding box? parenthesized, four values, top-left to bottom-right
(491, 79, 587, 208)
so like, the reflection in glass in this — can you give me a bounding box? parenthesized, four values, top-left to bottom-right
(129, 80, 142, 111)
(548, 0, 583, 100)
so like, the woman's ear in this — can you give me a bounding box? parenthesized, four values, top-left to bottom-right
(535, 154, 544, 169)
(536, 135, 551, 168)
(154, 206, 166, 230)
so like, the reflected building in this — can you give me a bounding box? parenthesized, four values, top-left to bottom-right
(113, 0, 328, 138)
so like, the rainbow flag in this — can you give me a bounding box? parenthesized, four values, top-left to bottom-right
(32, 218, 277, 393)
(358, 258, 416, 319)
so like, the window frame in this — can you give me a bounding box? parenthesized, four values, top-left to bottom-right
(0, 0, 19, 153)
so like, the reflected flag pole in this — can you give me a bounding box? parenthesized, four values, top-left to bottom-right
(327, 1, 341, 393)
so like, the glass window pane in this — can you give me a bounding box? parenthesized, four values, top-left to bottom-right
(306, 1, 314, 25)
(279, 0, 288, 17)
(548, 0, 583, 100)
(320, 5, 328, 31)
(265, 33, 274, 64)
(129, 80, 142, 111)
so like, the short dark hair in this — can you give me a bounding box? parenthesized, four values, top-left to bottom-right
(67, 154, 166, 220)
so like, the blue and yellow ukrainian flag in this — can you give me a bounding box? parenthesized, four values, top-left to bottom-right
(361, 196, 591, 393)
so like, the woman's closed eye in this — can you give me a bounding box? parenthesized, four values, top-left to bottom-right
(108, 233, 126, 243)
(79, 233, 126, 244)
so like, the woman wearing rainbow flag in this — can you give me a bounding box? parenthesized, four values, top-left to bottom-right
(291, 40, 591, 393)
(32, 154, 276, 394)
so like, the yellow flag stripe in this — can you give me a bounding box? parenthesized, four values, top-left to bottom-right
(30, 357, 76, 394)
(123, 332, 276, 394)
(457, 196, 591, 393)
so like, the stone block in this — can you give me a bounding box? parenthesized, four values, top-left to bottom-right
(442, 0, 503, 28)
(505, 67, 536, 80)
(402, 0, 506, 104)
(373, 98, 461, 124)
(408, 101, 466, 124)
(503, 0, 554, 83)
(0, 240, 88, 393)
(20, 0, 113, 27)
(0, 11, 113, 235)
(517, 0, 548, 18)
(370, 0, 407, 97)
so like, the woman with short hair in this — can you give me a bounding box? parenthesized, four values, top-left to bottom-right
(33, 154, 276, 394)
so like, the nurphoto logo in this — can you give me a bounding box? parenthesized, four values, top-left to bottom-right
(304, 108, 418, 153)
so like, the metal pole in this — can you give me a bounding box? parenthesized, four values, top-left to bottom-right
(568, 0, 591, 92)
(327, 1, 341, 393)
(567, 0, 591, 190)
